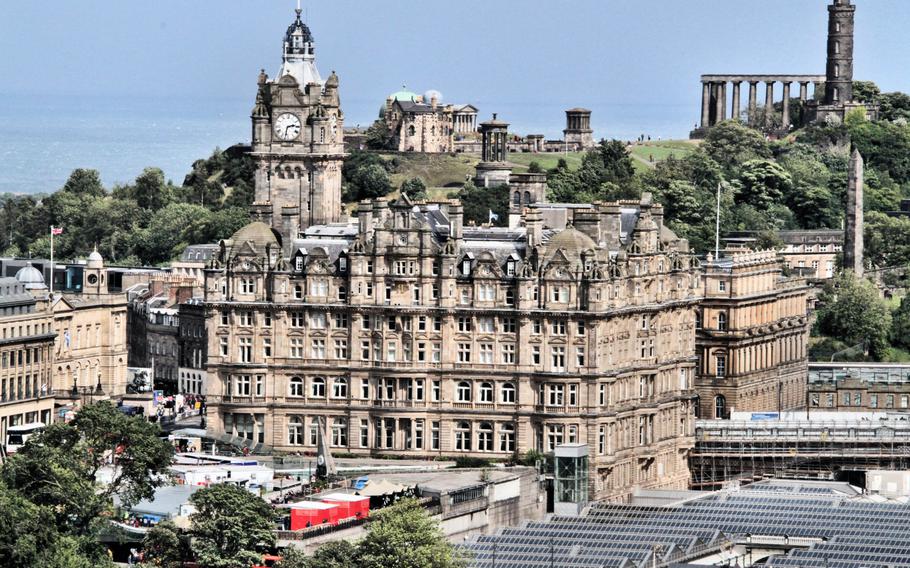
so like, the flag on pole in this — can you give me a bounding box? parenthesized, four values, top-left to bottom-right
(488, 210, 500, 224)
(51, 227, 63, 236)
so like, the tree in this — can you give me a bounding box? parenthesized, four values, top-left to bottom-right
(358, 499, 465, 568)
(119, 167, 175, 211)
(400, 177, 428, 201)
(736, 160, 792, 211)
(864, 212, 910, 270)
(365, 119, 394, 151)
(527, 161, 543, 173)
(1, 401, 173, 536)
(450, 182, 508, 227)
(277, 541, 357, 568)
(190, 483, 276, 568)
(816, 272, 892, 359)
(702, 121, 771, 173)
(853, 81, 881, 104)
(141, 520, 191, 568)
(891, 296, 910, 351)
(62, 169, 106, 197)
(132, 203, 214, 264)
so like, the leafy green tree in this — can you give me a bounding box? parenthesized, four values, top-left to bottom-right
(878, 92, 910, 123)
(702, 121, 771, 173)
(891, 296, 910, 351)
(141, 520, 191, 568)
(277, 541, 357, 568)
(527, 161, 543, 173)
(358, 499, 465, 568)
(365, 119, 394, 150)
(132, 203, 214, 264)
(0, 482, 58, 567)
(190, 483, 277, 568)
(849, 120, 910, 185)
(62, 169, 106, 197)
(450, 182, 508, 227)
(116, 167, 175, 211)
(737, 160, 792, 211)
(778, 145, 838, 228)
(853, 81, 881, 104)
(400, 177, 428, 201)
(864, 212, 910, 270)
(2, 401, 173, 535)
(593, 139, 636, 186)
(816, 272, 892, 359)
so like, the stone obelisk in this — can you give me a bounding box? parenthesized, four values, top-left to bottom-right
(844, 147, 864, 276)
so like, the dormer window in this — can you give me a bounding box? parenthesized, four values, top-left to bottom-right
(462, 259, 472, 276)
(339, 257, 347, 272)
(295, 255, 304, 272)
(506, 259, 516, 277)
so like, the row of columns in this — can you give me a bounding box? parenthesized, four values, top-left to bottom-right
(701, 80, 817, 129)
(566, 113, 592, 131)
(453, 113, 477, 134)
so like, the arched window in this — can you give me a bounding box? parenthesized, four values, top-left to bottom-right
(457, 381, 471, 402)
(332, 377, 348, 399)
(505, 289, 515, 306)
(717, 312, 727, 331)
(501, 382, 516, 404)
(289, 376, 304, 397)
(716, 353, 727, 378)
(332, 417, 348, 447)
(311, 377, 326, 398)
(524, 191, 532, 204)
(408, 125, 416, 137)
(288, 415, 305, 445)
(500, 423, 516, 452)
(455, 421, 471, 451)
(513, 192, 521, 206)
(479, 382, 494, 403)
(715, 395, 727, 419)
(478, 422, 494, 452)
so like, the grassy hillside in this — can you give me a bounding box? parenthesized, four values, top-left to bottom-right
(508, 151, 587, 172)
(367, 141, 696, 201)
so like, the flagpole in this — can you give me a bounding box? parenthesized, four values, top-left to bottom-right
(49, 225, 54, 295)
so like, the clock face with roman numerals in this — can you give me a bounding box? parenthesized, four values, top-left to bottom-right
(274, 113, 301, 141)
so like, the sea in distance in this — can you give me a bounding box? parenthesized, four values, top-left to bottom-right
(0, 92, 697, 196)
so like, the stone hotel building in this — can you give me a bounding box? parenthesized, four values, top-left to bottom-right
(199, 7, 703, 501)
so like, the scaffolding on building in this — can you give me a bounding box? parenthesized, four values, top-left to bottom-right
(690, 418, 910, 489)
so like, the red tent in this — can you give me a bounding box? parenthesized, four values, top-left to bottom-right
(320, 493, 370, 520)
(285, 501, 340, 530)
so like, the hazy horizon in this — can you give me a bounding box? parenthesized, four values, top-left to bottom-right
(2, 0, 909, 193)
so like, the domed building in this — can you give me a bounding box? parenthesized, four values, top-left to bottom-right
(15, 263, 47, 292)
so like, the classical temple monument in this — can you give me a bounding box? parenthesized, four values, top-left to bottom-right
(693, 0, 876, 136)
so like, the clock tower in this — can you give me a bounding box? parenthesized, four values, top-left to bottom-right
(250, 7, 345, 252)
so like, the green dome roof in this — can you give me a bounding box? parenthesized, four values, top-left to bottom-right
(389, 88, 419, 102)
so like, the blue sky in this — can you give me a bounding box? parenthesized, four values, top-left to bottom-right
(2, 0, 908, 128)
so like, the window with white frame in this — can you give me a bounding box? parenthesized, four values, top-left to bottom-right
(479, 382, 494, 403)
(478, 284, 495, 301)
(457, 381, 471, 402)
(547, 424, 564, 451)
(479, 343, 494, 364)
(234, 375, 251, 396)
(501, 343, 515, 364)
(457, 343, 471, 363)
(332, 377, 347, 398)
(311, 339, 326, 359)
(477, 317, 494, 333)
(289, 376, 304, 397)
(289, 338, 304, 358)
(238, 337, 252, 363)
(477, 422, 493, 451)
(310, 312, 326, 329)
(500, 423, 515, 452)
(551, 346, 566, 371)
(501, 382, 516, 404)
(311, 377, 326, 398)
(455, 421, 471, 450)
(311, 280, 328, 297)
(333, 339, 348, 359)
(547, 384, 564, 406)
